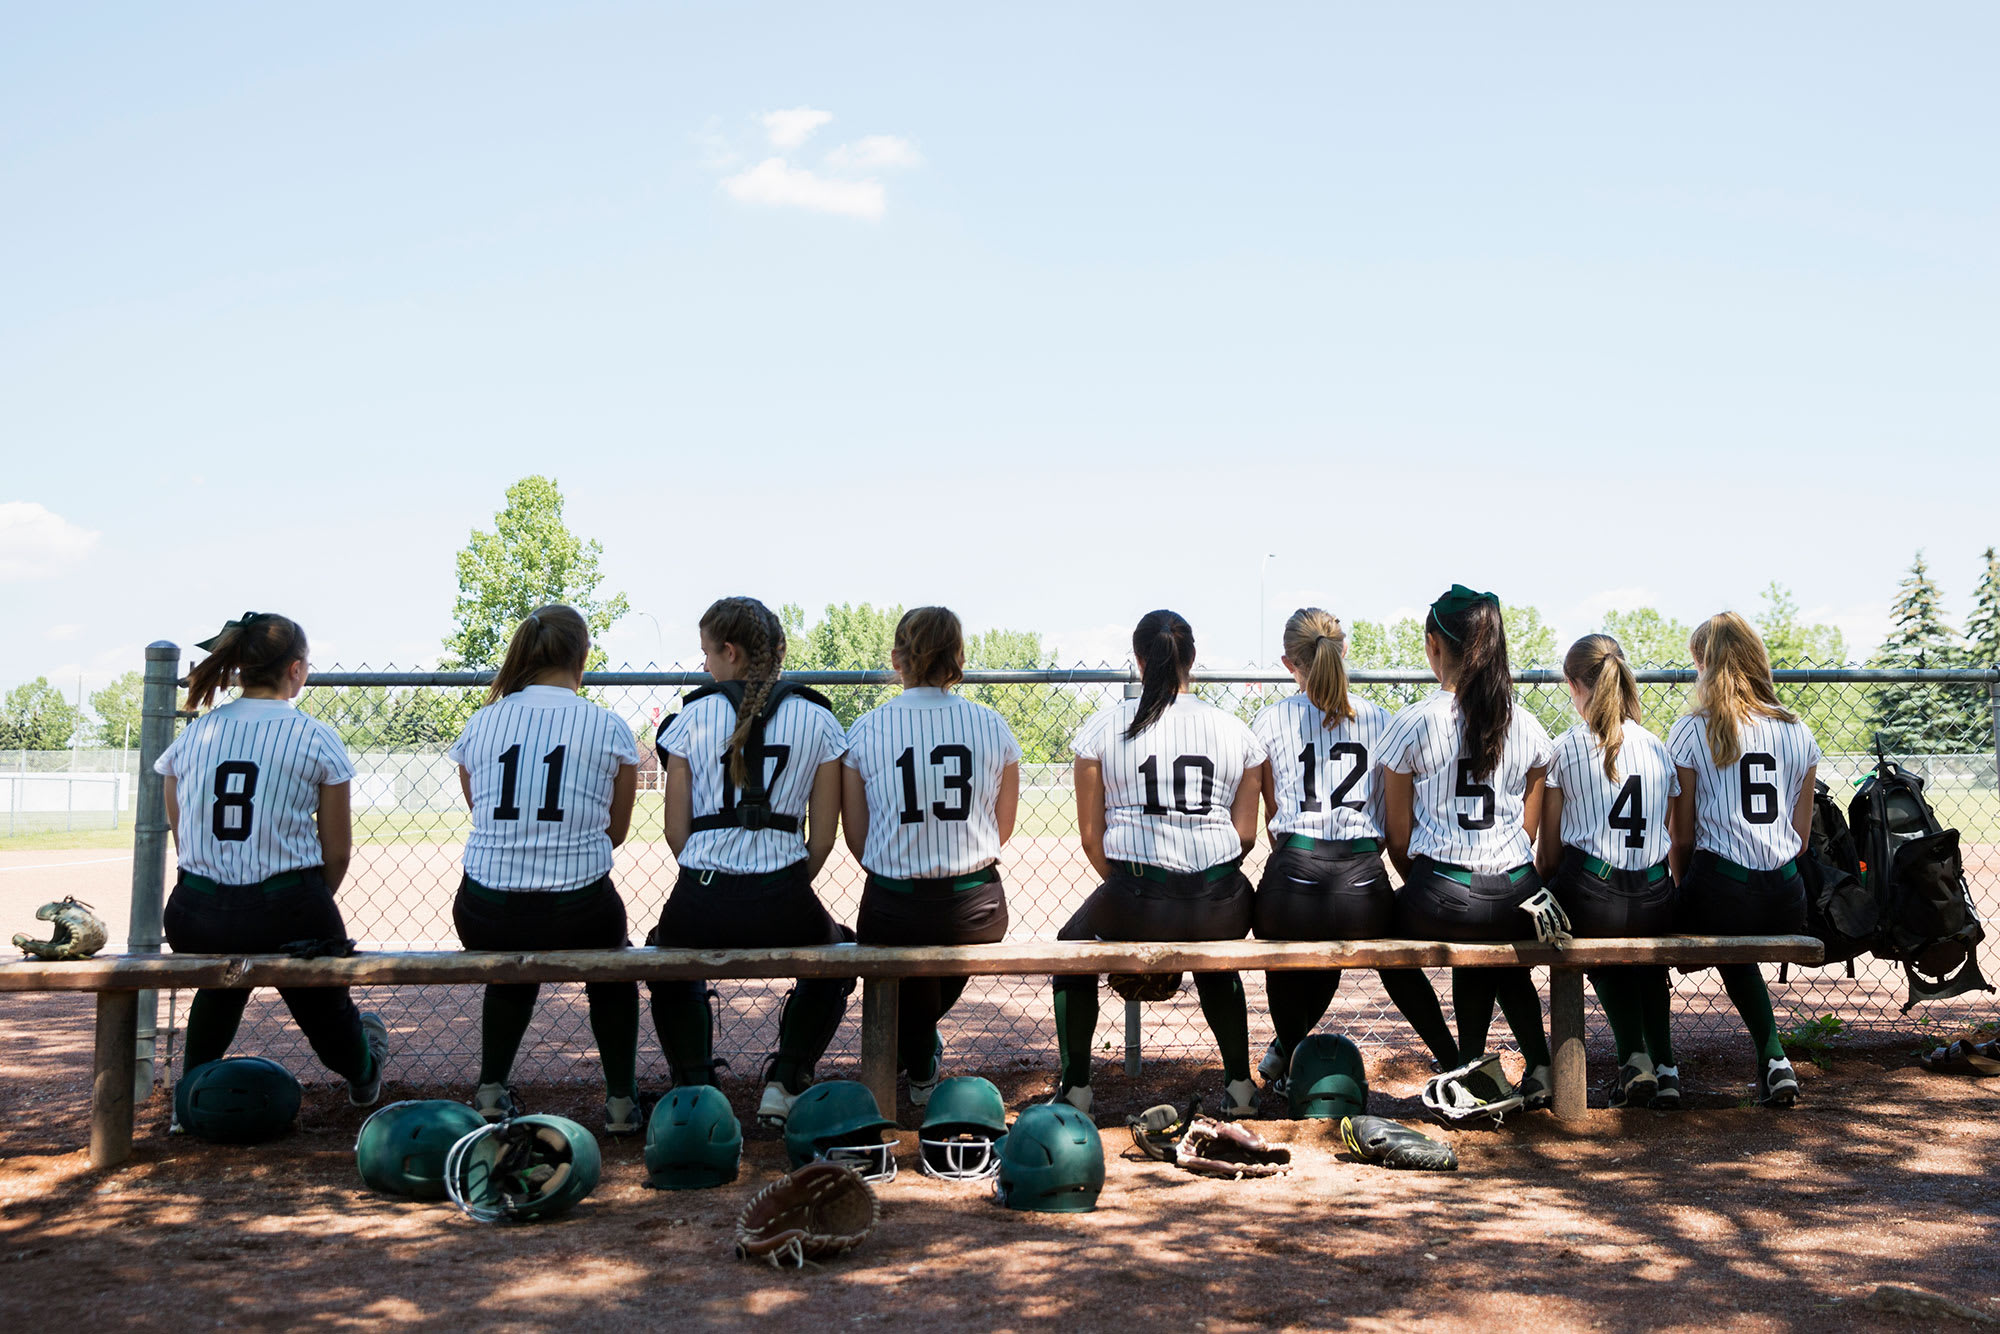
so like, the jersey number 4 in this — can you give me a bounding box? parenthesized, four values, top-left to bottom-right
(494, 745, 566, 822)
(1297, 742, 1367, 812)
(211, 761, 260, 842)
(896, 745, 974, 824)
(1608, 775, 1647, 848)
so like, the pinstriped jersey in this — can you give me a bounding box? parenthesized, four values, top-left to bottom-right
(448, 686, 641, 892)
(1546, 720, 1679, 870)
(844, 687, 1023, 879)
(663, 691, 847, 874)
(155, 697, 354, 883)
(1252, 693, 1393, 841)
(1073, 695, 1267, 874)
(1667, 711, 1822, 870)
(1378, 689, 1554, 874)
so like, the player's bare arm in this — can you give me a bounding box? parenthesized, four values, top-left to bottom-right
(1074, 757, 1109, 880)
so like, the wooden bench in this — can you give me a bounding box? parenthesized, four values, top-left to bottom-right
(1, 934, 1821, 1168)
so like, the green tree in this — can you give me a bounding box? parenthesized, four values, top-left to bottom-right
(0, 678, 83, 750)
(1347, 616, 1428, 712)
(1753, 583, 1860, 752)
(963, 628, 1086, 765)
(89, 670, 144, 748)
(1868, 551, 1976, 754)
(780, 602, 904, 724)
(1502, 603, 1557, 670)
(1598, 608, 1694, 668)
(445, 476, 629, 671)
(1964, 546, 2000, 668)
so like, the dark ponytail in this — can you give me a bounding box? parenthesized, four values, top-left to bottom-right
(1126, 610, 1195, 739)
(1427, 590, 1511, 780)
(487, 605, 591, 704)
(184, 612, 309, 711)
(699, 596, 787, 786)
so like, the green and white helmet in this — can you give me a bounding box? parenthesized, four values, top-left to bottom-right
(783, 1081, 898, 1182)
(644, 1085, 742, 1190)
(1287, 1033, 1369, 1120)
(444, 1115, 601, 1223)
(994, 1103, 1103, 1213)
(174, 1057, 302, 1145)
(919, 1077, 1009, 1181)
(355, 1100, 488, 1200)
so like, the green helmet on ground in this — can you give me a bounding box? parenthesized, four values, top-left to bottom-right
(355, 1100, 487, 1200)
(645, 1085, 742, 1190)
(994, 1103, 1103, 1213)
(783, 1080, 897, 1181)
(919, 1076, 1009, 1181)
(174, 1057, 302, 1145)
(1288, 1033, 1368, 1120)
(444, 1114, 601, 1223)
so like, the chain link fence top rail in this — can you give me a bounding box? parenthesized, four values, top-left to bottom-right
(158, 665, 2000, 1088)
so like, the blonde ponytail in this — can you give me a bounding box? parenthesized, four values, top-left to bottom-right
(1688, 612, 1796, 767)
(1564, 634, 1641, 783)
(1283, 608, 1354, 729)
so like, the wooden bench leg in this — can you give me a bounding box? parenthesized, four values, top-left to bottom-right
(1549, 967, 1586, 1122)
(860, 977, 899, 1119)
(92, 989, 139, 1169)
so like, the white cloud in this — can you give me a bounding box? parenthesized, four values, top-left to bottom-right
(761, 107, 833, 149)
(723, 158, 886, 221)
(825, 135, 922, 171)
(0, 502, 100, 581)
(44, 623, 82, 642)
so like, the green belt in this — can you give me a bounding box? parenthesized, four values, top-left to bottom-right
(1579, 856, 1669, 884)
(1121, 858, 1245, 885)
(179, 869, 311, 894)
(1705, 854, 1798, 884)
(1425, 860, 1533, 888)
(462, 879, 607, 907)
(1280, 834, 1382, 856)
(867, 866, 1000, 894)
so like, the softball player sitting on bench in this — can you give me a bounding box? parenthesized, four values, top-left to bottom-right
(1381, 585, 1556, 1120)
(1667, 611, 1819, 1108)
(1535, 634, 1682, 1110)
(647, 596, 854, 1129)
(157, 612, 389, 1107)
(447, 605, 643, 1132)
(1051, 609, 1267, 1119)
(842, 606, 1022, 1108)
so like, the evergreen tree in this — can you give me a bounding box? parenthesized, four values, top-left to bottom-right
(1868, 552, 1975, 755)
(1965, 546, 2000, 668)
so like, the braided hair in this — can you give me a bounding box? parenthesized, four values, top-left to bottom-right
(699, 597, 787, 786)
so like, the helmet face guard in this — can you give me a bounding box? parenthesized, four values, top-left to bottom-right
(919, 1133, 1002, 1181)
(819, 1140, 896, 1184)
(445, 1116, 601, 1223)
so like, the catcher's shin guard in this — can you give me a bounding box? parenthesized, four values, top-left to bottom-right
(769, 977, 856, 1092)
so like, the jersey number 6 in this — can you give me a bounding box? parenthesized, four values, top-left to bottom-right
(1738, 752, 1780, 825)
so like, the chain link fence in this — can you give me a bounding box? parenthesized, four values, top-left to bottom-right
(161, 666, 2000, 1088)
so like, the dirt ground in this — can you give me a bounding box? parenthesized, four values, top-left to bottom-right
(3, 990, 1997, 1334)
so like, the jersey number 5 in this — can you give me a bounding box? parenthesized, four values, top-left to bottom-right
(1454, 760, 1495, 831)
(896, 745, 974, 824)
(212, 761, 260, 842)
(494, 745, 566, 823)
(1738, 752, 1780, 825)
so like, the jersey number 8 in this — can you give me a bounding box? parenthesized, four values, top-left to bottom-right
(212, 761, 260, 842)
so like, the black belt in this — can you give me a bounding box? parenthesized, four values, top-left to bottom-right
(1280, 834, 1381, 856)
(1120, 857, 1244, 885)
(689, 810, 800, 834)
(867, 866, 1000, 894)
(1422, 859, 1533, 887)
(179, 868, 313, 894)
(1578, 855, 1669, 884)
(1703, 853, 1798, 883)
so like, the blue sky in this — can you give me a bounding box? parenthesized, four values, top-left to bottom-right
(4, 3, 1996, 691)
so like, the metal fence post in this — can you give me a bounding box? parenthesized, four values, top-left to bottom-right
(1990, 682, 2000, 797)
(1122, 675, 1143, 1077)
(128, 642, 179, 1104)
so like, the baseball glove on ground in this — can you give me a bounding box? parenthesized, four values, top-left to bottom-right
(1341, 1115, 1459, 1171)
(735, 1161, 880, 1269)
(14, 898, 108, 961)
(1175, 1116, 1290, 1179)
(1108, 972, 1184, 1002)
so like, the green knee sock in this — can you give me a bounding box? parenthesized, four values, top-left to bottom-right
(183, 989, 251, 1071)
(1590, 968, 1647, 1064)
(1194, 972, 1252, 1083)
(1264, 969, 1341, 1061)
(651, 983, 716, 1083)
(1638, 966, 1677, 1066)
(1451, 968, 1501, 1058)
(480, 984, 540, 1086)
(1053, 984, 1097, 1088)
(1493, 968, 1551, 1070)
(1379, 969, 1461, 1068)
(586, 983, 640, 1100)
(1719, 963, 1786, 1065)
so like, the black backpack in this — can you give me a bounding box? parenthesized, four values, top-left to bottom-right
(1848, 741, 1993, 1011)
(1797, 779, 1874, 967)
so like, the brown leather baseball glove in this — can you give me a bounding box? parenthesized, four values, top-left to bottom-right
(734, 1161, 880, 1269)
(1175, 1115, 1290, 1179)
